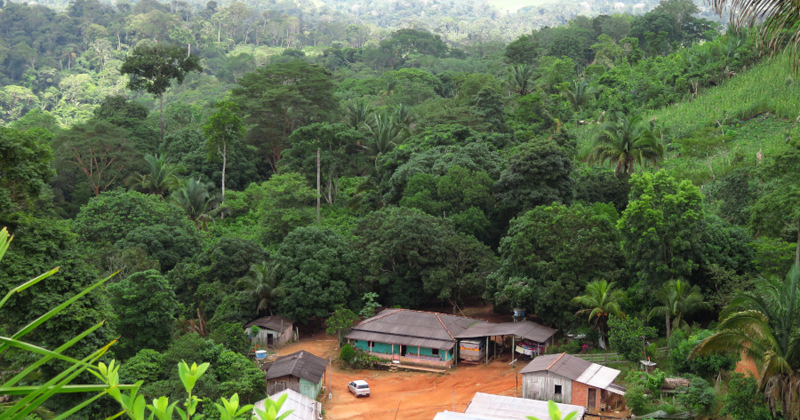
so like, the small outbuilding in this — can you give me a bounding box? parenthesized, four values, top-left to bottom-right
(455, 320, 558, 364)
(432, 392, 586, 420)
(265, 350, 327, 399)
(520, 353, 625, 411)
(245, 315, 295, 349)
(253, 389, 321, 420)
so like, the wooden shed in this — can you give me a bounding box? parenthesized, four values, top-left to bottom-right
(245, 315, 295, 348)
(265, 350, 327, 399)
(520, 353, 625, 411)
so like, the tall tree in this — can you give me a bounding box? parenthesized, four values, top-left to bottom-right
(203, 101, 244, 203)
(618, 171, 705, 297)
(648, 279, 708, 339)
(572, 279, 626, 349)
(231, 60, 336, 172)
(589, 113, 664, 175)
(119, 43, 202, 143)
(694, 264, 800, 419)
(170, 177, 218, 230)
(0, 126, 55, 213)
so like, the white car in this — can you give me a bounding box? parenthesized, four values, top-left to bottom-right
(348, 380, 370, 397)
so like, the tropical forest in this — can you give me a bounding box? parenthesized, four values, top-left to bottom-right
(0, 0, 798, 419)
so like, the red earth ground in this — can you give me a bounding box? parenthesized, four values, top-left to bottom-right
(275, 306, 524, 420)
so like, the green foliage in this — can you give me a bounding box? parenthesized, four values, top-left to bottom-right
(120, 349, 165, 385)
(74, 190, 192, 246)
(115, 224, 201, 273)
(0, 227, 121, 420)
(338, 344, 385, 370)
(607, 315, 657, 361)
(644, 369, 666, 394)
(668, 329, 738, 377)
(274, 226, 360, 322)
(618, 171, 705, 297)
(108, 270, 181, 359)
(720, 373, 774, 420)
(120, 44, 202, 99)
(488, 203, 625, 331)
(572, 280, 627, 348)
(677, 376, 717, 416)
(231, 61, 336, 170)
(526, 400, 580, 420)
(0, 126, 55, 214)
(495, 138, 574, 216)
(359, 292, 381, 319)
(325, 307, 359, 346)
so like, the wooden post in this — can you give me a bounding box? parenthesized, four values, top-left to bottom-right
(486, 336, 489, 365)
(316, 148, 321, 222)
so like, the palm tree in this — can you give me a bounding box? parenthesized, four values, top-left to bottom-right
(343, 99, 372, 130)
(693, 264, 800, 419)
(648, 279, 709, 339)
(129, 153, 184, 197)
(364, 113, 406, 167)
(588, 113, 665, 175)
(170, 177, 218, 230)
(562, 79, 598, 112)
(509, 64, 535, 96)
(707, 0, 800, 70)
(572, 280, 626, 349)
(238, 261, 285, 316)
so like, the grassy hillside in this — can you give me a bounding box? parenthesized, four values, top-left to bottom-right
(576, 54, 800, 185)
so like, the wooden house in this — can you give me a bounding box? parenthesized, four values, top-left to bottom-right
(265, 350, 327, 399)
(346, 309, 482, 369)
(245, 315, 294, 348)
(520, 353, 625, 411)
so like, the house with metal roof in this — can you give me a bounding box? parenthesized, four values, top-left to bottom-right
(520, 353, 625, 412)
(253, 389, 321, 420)
(346, 308, 483, 369)
(454, 320, 558, 364)
(245, 315, 295, 348)
(265, 350, 327, 399)
(432, 392, 586, 420)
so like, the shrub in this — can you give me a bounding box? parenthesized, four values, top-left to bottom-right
(608, 315, 656, 361)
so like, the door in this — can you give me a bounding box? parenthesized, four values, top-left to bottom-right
(588, 388, 597, 409)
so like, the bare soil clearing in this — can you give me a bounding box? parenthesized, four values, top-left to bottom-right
(275, 306, 523, 420)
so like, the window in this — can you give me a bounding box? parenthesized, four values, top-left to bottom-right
(554, 385, 562, 395)
(432, 348, 439, 355)
(368, 341, 374, 347)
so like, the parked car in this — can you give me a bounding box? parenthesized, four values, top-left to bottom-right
(348, 380, 370, 397)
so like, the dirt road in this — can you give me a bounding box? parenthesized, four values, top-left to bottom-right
(276, 329, 521, 419)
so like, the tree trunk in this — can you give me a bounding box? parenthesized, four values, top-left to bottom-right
(220, 143, 227, 204)
(796, 217, 799, 266)
(665, 312, 671, 340)
(316, 148, 321, 222)
(159, 94, 165, 144)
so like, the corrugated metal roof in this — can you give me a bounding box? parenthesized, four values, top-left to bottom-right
(606, 383, 627, 396)
(519, 353, 621, 391)
(464, 392, 586, 419)
(253, 389, 320, 420)
(575, 363, 621, 389)
(245, 315, 293, 332)
(266, 351, 327, 383)
(454, 321, 557, 343)
(345, 309, 483, 350)
(433, 412, 488, 420)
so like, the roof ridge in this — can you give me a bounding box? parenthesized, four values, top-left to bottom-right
(546, 352, 566, 370)
(435, 313, 454, 340)
(358, 308, 403, 325)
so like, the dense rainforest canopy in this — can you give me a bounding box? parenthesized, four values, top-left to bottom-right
(2, 0, 800, 418)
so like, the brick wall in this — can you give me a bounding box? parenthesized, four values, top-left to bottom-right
(570, 382, 601, 408)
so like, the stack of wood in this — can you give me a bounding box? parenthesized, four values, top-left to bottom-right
(662, 377, 691, 391)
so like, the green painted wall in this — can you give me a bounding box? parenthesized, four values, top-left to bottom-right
(352, 340, 452, 361)
(299, 378, 321, 399)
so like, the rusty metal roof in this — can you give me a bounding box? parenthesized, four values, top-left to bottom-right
(266, 350, 327, 383)
(245, 315, 293, 332)
(345, 309, 483, 350)
(454, 320, 557, 343)
(520, 353, 621, 391)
